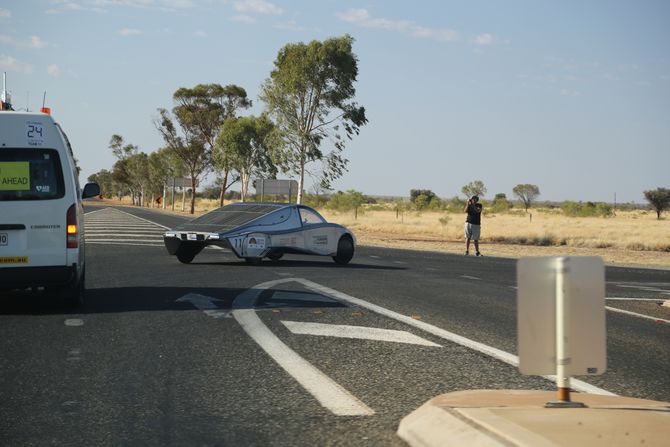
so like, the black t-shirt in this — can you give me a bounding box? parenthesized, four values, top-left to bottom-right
(466, 204, 482, 225)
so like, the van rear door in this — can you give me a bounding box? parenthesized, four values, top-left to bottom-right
(0, 148, 68, 267)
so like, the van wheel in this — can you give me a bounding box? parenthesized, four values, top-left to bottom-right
(266, 253, 283, 261)
(332, 236, 354, 265)
(62, 270, 85, 308)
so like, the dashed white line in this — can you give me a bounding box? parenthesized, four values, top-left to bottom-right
(64, 319, 84, 327)
(461, 275, 481, 281)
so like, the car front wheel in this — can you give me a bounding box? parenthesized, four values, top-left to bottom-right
(332, 236, 354, 265)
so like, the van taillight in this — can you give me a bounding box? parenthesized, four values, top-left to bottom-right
(66, 204, 78, 248)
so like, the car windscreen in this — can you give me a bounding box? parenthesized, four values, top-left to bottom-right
(0, 148, 65, 201)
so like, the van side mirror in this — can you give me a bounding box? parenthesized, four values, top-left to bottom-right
(82, 182, 100, 199)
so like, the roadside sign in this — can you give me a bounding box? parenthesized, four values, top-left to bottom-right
(517, 256, 606, 376)
(169, 177, 196, 188)
(254, 179, 298, 196)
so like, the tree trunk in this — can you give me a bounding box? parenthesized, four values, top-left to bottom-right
(190, 176, 196, 214)
(297, 156, 306, 204)
(219, 170, 229, 207)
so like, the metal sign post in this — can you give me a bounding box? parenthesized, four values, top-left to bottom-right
(517, 256, 606, 407)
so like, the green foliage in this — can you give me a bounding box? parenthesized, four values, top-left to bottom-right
(327, 189, 366, 213)
(260, 34, 367, 203)
(446, 196, 465, 213)
(561, 201, 613, 218)
(461, 180, 487, 199)
(108, 134, 139, 160)
(88, 169, 113, 198)
(490, 193, 512, 213)
(643, 187, 670, 219)
(512, 184, 541, 212)
(410, 189, 443, 210)
(215, 115, 277, 201)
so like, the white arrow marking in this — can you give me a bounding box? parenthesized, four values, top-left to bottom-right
(234, 309, 374, 416)
(230, 278, 374, 416)
(281, 321, 441, 347)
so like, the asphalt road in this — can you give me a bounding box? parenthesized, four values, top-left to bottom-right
(1, 203, 668, 446)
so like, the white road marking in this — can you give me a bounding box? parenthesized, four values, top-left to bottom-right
(294, 278, 616, 396)
(281, 321, 441, 347)
(461, 275, 481, 280)
(616, 284, 670, 293)
(508, 286, 518, 290)
(393, 260, 407, 264)
(229, 278, 374, 416)
(110, 207, 171, 229)
(605, 306, 670, 324)
(369, 255, 380, 259)
(272, 291, 339, 304)
(177, 293, 232, 318)
(64, 319, 84, 327)
(234, 309, 374, 416)
(606, 297, 665, 302)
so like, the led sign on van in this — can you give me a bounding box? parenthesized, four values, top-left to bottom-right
(26, 121, 45, 146)
(0, 162, 30, 191)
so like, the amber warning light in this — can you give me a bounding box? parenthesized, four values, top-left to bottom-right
(41, 107, 51, 115)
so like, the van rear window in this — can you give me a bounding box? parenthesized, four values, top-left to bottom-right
(0, 149, 65, 201)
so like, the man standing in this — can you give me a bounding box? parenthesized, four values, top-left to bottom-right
(464, 195, 483, 256)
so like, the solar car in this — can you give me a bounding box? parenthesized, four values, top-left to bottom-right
(163, 203, 356, 265)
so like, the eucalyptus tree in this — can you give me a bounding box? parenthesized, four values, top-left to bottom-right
(215, 115, 277, 202)
(513, 184, 541, 212)
(260, 34, 367, 204)
(173, 84, 251, 205)
(461, 180, 487, 199)
(644, 187, 670, 220)
(155, 108, 209, 214)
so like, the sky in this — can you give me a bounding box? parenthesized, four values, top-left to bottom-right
(1, 0, 669, 203)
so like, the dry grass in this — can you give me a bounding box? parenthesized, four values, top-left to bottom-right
(319, 208, 670, 268)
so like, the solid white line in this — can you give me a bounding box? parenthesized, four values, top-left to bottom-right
(605, 297, 665, 302)
(461, 275, 481, 280)
(293, 278, 616, 396)
(605, 306, 670, 324)
(281, 321, 441, 347)
(616, 285, 670, 293)
(233, 309, 374, 416)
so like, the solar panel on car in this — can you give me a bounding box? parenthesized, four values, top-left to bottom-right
(174, 203, 286, 233)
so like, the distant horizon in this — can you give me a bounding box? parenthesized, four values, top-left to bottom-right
(2, 1, 668, 204)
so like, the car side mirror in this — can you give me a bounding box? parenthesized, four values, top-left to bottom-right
(82, 182, 100, 199)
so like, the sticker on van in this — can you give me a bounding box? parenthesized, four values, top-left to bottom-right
(0, 257, 29, 264)
(0, 161, 30, 190)
(26, 121, 45, 146)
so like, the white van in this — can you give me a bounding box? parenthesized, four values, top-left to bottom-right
(0, 110, 99, 306)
